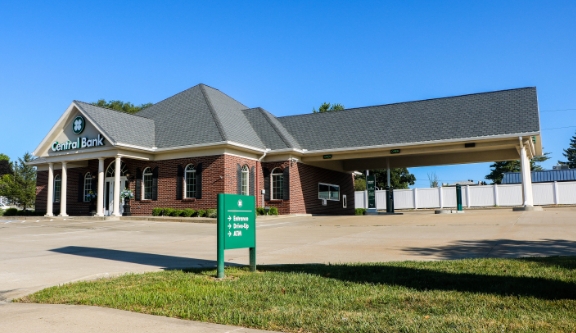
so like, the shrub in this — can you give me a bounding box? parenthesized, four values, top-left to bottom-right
(152, 208, 163, 216)
(206, 209, 217, 218)
(0, 209, 3, 216)
(182, 208, 195, 217)
(163, 208, 175, 217)
(196, 209, 206, 217)
(170, 209, 183, 217)
(355, 208, 366, 215)
(256, 207, 265, 216)
(269, 207, 278, 215)
(4, 208, 18, 216)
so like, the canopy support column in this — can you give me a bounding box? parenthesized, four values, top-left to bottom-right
(96, 158, 105, 217)
(45, 162, 54, 217)
(59, 162, 68, 217)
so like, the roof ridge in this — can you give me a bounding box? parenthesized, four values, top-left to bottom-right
(199, 84, 227, 141)
(74, 100, 152, 120)
(253, 107, 293, 148)
(201, 84, 249, 109)
(277, 87, 537, 120)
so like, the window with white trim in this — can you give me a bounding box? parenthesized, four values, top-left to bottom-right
(54, 175, 61, 203)
(241, 165, 249, 195)
(318, 183, 340, 201)
(143, 167, 153, 200)
(185, 164, 196, 198)
(84, 172, 93, 202)
(271, 168, 283, 200)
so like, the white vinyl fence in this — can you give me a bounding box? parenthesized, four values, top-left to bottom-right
(354, 181, 576, 209)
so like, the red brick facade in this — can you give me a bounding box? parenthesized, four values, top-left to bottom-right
(35, 154, 355, 216)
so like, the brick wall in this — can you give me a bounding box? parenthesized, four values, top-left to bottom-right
(35, 154, 355, 216)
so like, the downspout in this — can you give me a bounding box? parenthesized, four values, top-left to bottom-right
(257, 149, 271, 208)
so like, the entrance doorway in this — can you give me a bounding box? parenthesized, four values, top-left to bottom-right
(104, 160, 129, 216)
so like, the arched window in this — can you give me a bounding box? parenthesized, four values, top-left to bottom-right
(105, 161, 128, 177)
(185, 164, 196, 198)
(54, 175, 61, 203)
(271, 168, 284, 200)
(84, 172, 93, 202)
(143, 167, 153, 200)
(241, 165, 249, 195)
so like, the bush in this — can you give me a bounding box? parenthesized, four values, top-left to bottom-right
(269, 207, 278, 215)
(152, 208, 163, 216)
(0, 209, 3, 216)
(256, 207, 265, 216)
(170, 209, 183, 217)
(206, 209, 217, 218)
(163, 208, 175, 217)
(355, 208, 366, 215)
(182, 208, 195, 217)
(196, 209, 206, 217)
(4, 208, 18, 216)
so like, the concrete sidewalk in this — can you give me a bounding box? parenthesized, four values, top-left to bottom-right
(0, 303, 275, 333)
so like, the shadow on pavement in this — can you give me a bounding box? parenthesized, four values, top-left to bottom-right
(50, 246, 239, 269)
(259, 258, 576, 300)
(402, 239, 576, 260)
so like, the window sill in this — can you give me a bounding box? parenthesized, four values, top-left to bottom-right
(268, 199, 285, 203)
(182, 198, 196, 202)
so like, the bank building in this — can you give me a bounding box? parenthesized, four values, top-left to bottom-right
(30, 84, 542, 216)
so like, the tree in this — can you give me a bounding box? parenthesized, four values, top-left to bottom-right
(427, 172, 439, 188)
(355, 168, 416, 190)
(0, 153, 11, 177)
(0, 153, 9, 161)
(313, 102, 345, 113)
(0, 152, 37, 210)
(559, 132, 576, 168)
(485, 152, 550, 184)
(92, 99, 152, 114)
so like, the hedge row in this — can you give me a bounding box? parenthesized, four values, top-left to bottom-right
(355, 208, 367, 215)
(151, 207, 217, 218)
(256, 207, 278, 215)
(1, 208, 44, 216)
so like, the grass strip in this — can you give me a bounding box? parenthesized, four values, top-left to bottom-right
(18, 256, 576, 332)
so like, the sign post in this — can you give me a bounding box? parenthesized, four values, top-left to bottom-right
(217, 193, 256, 278)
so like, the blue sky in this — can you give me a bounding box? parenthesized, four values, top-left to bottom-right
(1, 1, 575, 188)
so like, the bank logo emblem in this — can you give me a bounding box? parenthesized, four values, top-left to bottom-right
(72, 115, 85, 134)
(238, 199, 243, 208)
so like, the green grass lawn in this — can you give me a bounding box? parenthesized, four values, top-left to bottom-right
(18, 257, 576, 332)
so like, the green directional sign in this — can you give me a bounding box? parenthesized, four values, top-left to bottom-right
(217, 193, 256, 278)
(367, 175, 376, 209)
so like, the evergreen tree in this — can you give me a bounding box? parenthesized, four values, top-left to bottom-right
(92, 99, 152, 114)
(355, 168, 416, 190)
(485, 153, 550, 184)
(0, 152, 37, 210)
(559, 132, 576, 168)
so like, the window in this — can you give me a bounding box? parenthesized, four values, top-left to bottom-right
(185, 164, 196, 198)
(105, 161, 128, 177)
(143, 167, 153, 200)
(318, 183, 340, 201)
(84, 172, 93, 202)
(54, 175, 61, 203)
(241, 165, 249, 195)
(271, 168, 284, 200)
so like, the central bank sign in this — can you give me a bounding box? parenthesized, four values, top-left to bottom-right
(51, 115, 105, 152)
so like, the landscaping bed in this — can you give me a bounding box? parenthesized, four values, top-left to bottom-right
(18, 257, 576, 332)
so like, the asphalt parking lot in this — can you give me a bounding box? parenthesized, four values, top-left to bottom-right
(2, 207, 576, 302)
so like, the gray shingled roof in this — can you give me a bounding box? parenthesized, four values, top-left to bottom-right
(243, 107, 302, 150)
(136, 84, 264, 149)
(278, 87, 540, 151)
(75, 101, 156, 148)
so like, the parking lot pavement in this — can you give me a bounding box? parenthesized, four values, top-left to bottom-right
(1, 208, 576, 332)
(2, 208, 576, 302)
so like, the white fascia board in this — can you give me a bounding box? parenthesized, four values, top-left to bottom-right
(301, 132, 541, 155)
(32, 102, 77, 156)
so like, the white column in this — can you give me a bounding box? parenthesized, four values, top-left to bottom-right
(386, 158, 391, 187)
(553, 181, 559, 205)
(438, 186, 443, 208)
(494, 183, 499, 206)
(519, 144, 534, 207)
(113, 156, 122, 216)
(46, 162, 54, 217)
(96, 158, 105, 216)
(59, 162, 68, 217)
(466, 185, 471, 208)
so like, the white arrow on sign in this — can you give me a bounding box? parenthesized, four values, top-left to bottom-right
(227, 216, 232, 222)
(228, 231, 232, 237)
(228, 223, 232, 229)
